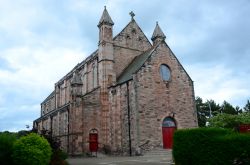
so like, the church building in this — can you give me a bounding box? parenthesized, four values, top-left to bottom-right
(33, 7, 198, 156)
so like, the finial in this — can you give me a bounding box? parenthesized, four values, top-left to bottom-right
(104, 6, 106, 9)
(156, 21, 158, 25)
(129, 11, 135, 20)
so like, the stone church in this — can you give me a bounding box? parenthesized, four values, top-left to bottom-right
(33, 7, 197, 156)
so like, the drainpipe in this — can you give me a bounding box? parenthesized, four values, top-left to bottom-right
(126, 82, 132, 156)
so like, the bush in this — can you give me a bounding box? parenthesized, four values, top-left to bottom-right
(50, 150, 68, 165)
(208, 113, 250, 130)
(12, 133, 52, 165)
(173, 128, 250, 165)
(38, 129, 68, 164)
(0, 132, 17, 165)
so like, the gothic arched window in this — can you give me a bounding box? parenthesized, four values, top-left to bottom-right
(160, 64, 171, 81)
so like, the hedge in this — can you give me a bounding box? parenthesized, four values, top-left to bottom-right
(173, 128, 250, 165)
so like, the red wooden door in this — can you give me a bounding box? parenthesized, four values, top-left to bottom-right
(89, 133, 98, 152)
(162, 127, 176, 149)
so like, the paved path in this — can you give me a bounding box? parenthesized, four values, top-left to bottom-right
(67, 153, 173, 165)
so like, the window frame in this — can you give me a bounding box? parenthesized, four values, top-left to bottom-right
(159, 64, 171, 82)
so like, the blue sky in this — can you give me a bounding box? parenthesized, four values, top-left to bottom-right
(0, 0, 250, 131)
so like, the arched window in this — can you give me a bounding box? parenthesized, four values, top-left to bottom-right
(160, 64, 171, 81)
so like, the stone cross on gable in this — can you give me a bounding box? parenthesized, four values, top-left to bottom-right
(129, 11, 135, 20)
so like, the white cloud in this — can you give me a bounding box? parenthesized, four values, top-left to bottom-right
(0, 46, 86, 90)
(188, 63, 250, 107)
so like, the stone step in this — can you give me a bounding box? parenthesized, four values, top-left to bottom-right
(143, 148, 172, 156)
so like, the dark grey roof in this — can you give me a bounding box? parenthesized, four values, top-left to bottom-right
(41, 90, 55, 104)
(117, 48, 156, 84)
(151, 22, 166, 41)
(98, 6, 114, 27)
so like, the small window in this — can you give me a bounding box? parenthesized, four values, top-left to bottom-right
(160, 64, 171, 81)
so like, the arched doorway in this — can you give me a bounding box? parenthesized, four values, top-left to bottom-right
(162, 117, 176, 149)
(89, 129, 98, 153)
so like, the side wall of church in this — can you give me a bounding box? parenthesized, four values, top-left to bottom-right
(36, 56, 100, 155)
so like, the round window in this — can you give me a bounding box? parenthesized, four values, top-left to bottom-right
(160, 64, 171, 81)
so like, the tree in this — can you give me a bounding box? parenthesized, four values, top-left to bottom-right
(221, 101, 237, 115)
(208, 112, 250, 130)
(205, 99, 221, 116)
(235, 106, 243, 114)
(208, 113, 239, 129)
(244, 100, 250, 112)
(195, 97, 207, 127)
(195, 97, 222, 127)
(12, 133, 52, 165)
(0, 132, 17, 165)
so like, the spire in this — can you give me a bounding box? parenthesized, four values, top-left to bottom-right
(151, 22, 166, 41)
(98, 6, 114, 27)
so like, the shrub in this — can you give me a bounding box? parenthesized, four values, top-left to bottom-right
(38, 129, 68, 164)
(12, 133, 52, 165)
(208, 112, 250, 130)
(50, 150, 68, 165)
(0, 132, 17, 165)
(173, 128, 250, 165)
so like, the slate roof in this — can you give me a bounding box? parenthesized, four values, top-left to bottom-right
(117, 47, 156, 84)
(41, 90, 55, 104)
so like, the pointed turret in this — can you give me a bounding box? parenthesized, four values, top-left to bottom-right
(97, 6, 115, 88)
(151, 22, 166, 46)
(98, 6, 114, 27)
(98, 6, 114, 43)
